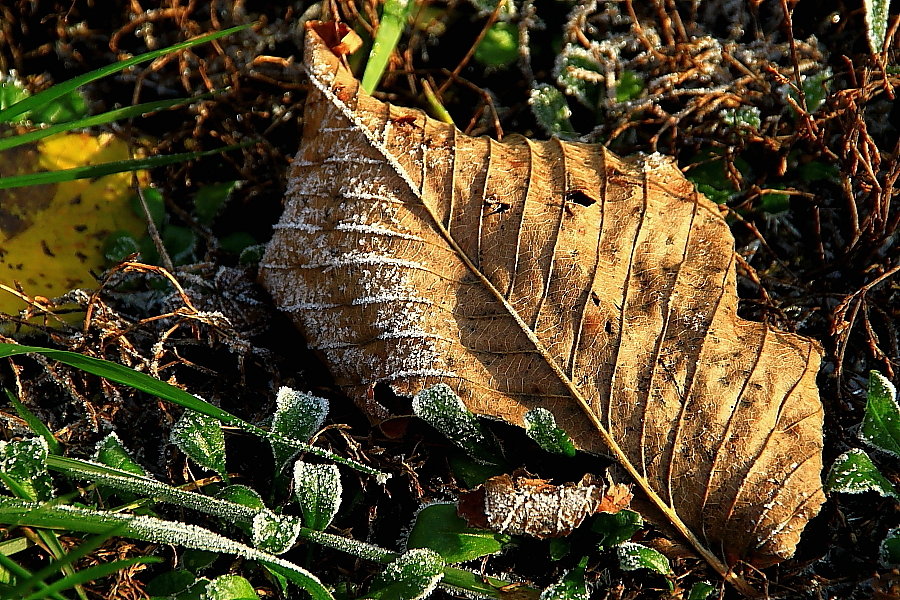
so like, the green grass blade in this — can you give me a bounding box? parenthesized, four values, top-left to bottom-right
(0, 96, 207, 152)
(3, 388, 61, 454)
(0, 145, 246, 190)
(0, 25, 249, 123)
(0, 344, 388, 481)
(0, 498, 334, 600)
(0, 553, 70, 600)
(10, 528, 123, 598)
(361, 0, 413, 93)
(22, 557, 160, 600)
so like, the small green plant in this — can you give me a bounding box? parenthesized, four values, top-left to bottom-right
(0, 344, 544, 599)
(411, 384, 682, 593)
(826, 371, 900, 566)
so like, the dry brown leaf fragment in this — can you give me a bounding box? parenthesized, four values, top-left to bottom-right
(458, 473, 631, 539)
(259, 22, 826, 590)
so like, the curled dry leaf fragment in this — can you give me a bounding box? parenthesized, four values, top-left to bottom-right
(259, 21, 825, 588)
(458, 473, 632, 539)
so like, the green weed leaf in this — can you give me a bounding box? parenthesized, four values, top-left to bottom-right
(474, 23, 518, 68)
(94, 432, 147, 477)
(591, 509, 643, 550)
(0, 343, 388, 481)
(406, 503, 508, 564)
(860, 371, 900, 456)
(293, 462, 342, 531)
(529, 84, 576, 140)
(615, 70, 644, 103)
(0, 437, 53, 501)
(524, 408, 576, 457)
(3, 388, 60, 454)
(171, 410, 228, 481)
(539, 557, 588, 600)
(880, 527, 900, 567)
(616, 542, 671, 575)
(205, 574, 259, 600)
(412, 384, 498, 463)
(687, 581, 716, 600)
(555, 45, 602, 108)
(251, 511, 302, 555)
(194, 181, 241, 225)
(366, 548, 444, 600)
(270, 387, 329, 473)
(825, 448, 898, 498)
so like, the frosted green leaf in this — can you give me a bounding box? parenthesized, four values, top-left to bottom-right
(367, 548, 444, 600)
(864, 0, 891, 53)
(182, 548, 219, 573)
(172, 410, 228, 481)
(539, 557, 588, 600)
(555, 45, 603, 108)
(412, 384, 498, 463)
(615, 70, 644, 103)
(529, 84, 577, 140)
(251, 510, 302, 555)
(880, 527, 900, 567)
(293, 461, 342, 531)
(215, 484, 266, 512)
(0, 437, 53, 501)
(270, 387, 329, 473)
(720, 107, 761, 132)
(406, 503, 508, 563)
(474, 23, 519, 68)
(94, 432, 147, 477)
(860, 371, 900, 457)
(826, 448, 898, 498)
(204, 574, 259, 600)
(616, 542, 671, 575)
(592, 509, 644, 549)
(194, 181, 241, 226)
(524, 408, 576, 457)
(687, 581, 715, 600)
(145, 569, 201, 597)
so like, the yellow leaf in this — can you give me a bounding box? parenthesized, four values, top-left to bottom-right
(0, 132, 149, 321)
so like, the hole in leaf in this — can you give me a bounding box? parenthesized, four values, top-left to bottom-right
(565, 189, 596, 207)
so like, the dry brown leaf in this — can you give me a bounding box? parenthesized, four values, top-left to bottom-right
(260, 22, 825, 592)
(457, 473, 631, 539)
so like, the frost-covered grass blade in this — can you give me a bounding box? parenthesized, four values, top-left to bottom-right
(864, 0, 891, 53)
(0, 497, 334, 600)
(0, 25, 248, 123)
(0, 344, 388, 481)
(539, 557, 588, 600)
